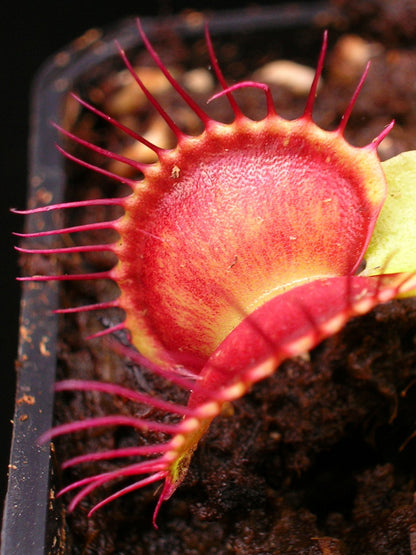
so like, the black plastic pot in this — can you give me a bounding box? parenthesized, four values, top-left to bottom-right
(1, 4, 341, 553)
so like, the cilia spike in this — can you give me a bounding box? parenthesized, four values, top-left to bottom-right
(16, 18, 416, 528)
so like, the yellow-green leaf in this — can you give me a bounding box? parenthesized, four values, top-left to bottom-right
(363, 150, 416, 277)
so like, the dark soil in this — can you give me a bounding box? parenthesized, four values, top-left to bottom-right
(28, 1, 416, 553)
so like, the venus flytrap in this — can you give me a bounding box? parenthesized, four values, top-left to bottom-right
(14, 19, 416, 528)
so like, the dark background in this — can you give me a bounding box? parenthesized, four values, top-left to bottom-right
(0, 0, 297, 519)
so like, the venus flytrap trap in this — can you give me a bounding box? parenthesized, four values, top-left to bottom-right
(14, 19, 416, 529)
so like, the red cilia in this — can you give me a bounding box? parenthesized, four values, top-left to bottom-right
(14, 19, 416, 527)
